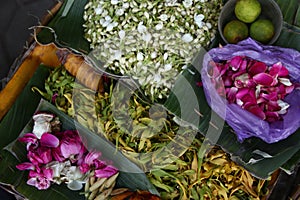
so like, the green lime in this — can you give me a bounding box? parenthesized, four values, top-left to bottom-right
(250, 19, 275, 43)
(235, 0, 261, 23)
(223, 20, 249, 44)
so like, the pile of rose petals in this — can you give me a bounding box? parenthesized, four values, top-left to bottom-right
(208, 56, 295, 122)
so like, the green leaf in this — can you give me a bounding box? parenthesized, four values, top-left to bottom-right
(37, 0, 90, 52)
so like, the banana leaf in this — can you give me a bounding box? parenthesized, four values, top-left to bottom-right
(0, 66, 158, 199)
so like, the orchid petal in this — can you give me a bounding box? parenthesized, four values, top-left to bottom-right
(253, 73, 274, 86)
(95, 165, 118, 178)
(84, 151, 101, 165)
(16, 162, 35, 171)
(40, 133, 59, 148)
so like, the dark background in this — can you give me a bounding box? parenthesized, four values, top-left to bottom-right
(0, 1, 57, 199)
(0, 0, 300, 200)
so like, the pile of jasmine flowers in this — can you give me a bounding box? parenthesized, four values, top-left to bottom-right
(83, 0, 222, 101)
(16, 112, 118, 191)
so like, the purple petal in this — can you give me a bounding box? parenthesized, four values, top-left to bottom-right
(40, 133, 59, 148)
(95, 165, 118, 178)
(253, 73, 274, 86)
(248, 61, 267, 76)
(16, 162, 35, 171)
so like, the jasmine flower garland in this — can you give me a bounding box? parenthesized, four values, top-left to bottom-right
(83, 0, 222, 101)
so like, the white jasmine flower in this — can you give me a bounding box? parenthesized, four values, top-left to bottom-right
(142, 32, 152, 42)
(137, 22, 147, 33)
(159, 14, 168, 21)
(106, 21, 118, 31)
(118, 30, 125, 40)
(155, 23, 164, 30)
(164, 64, 172, 71)
(137, 52, 144, 61)
(111, 0, 119, 5)
(163, 53, 169, 60)
(194, 14, 205, 28)
(153, 74, 162, 82)
(151, 51, 158, 59)
(206, 22, 212, 29)
(95, 6, 103, 15)
(183, 0, 193, 8)
(182, 33, 193, 43)
(122, 2, 130, 9)
(116, 8, 124, 16)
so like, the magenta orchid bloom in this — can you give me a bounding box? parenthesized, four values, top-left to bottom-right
(211, 56, 295, 122)
(16, 113, 118, 191)
(27, 168, 53, 190)
(95, 165, 118, 178)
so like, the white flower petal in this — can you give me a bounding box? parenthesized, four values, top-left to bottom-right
(116, 8, 124, 16)
(118, 30, 125, 39)
(151, 51, 157, 59)
(182, 33, 193, 43)
(154, 74, 162, 82)
(155, 23, 164, 30)
(137, 52, 144, 61)
(95, 6, 103, 15)
(164, 64, 172, 71)
(142, 32, 152, 42)
(111, 0, 120, 5)
(138, 22, 147, 33)
(183, 0, 193, 8)
(163, 53, 168, 60)
(159, 14, 168, 21)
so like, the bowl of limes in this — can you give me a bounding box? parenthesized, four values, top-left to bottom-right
(218, 0, 283, 44)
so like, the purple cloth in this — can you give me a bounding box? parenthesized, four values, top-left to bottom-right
(201, 38, 300, 143)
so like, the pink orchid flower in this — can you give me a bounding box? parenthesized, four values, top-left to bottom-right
(95, 165, 118, 178)
(27, 168, 53, 190)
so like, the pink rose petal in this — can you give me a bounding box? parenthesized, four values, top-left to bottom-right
(253, 73, 274, 86)
(269, 62, 289, 77)
(248, 61, 267, 75)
